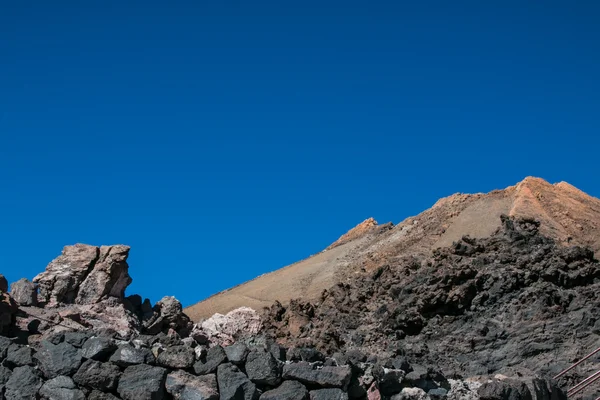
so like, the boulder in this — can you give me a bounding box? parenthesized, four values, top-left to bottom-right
(0, 274, 8, 292)
(282, 362, 352, 389)
(194, 345, 228, 375)
(157, 345, 195, 369)
(217, 363, 259, 400)
(245, 349, 282, 386)
(39, 375, 86, 400)
(478, 379, 532, 400)
(260, 380, 308, 400)
(10, 278, 37, 306)
(35, 341, 83, 378)
(118, 364, 168, 400)
(165, 370, 219, 400)
(5, 366, 43, 400)
(0, 336, 13, 359)
(73, 359, 121, 391)
(81, 337, 117, 361)
(33, 244, 131, 307)
(195, 307, 262, 346)
(4, 343, 34, 368)
(310, 388, 349, 400)
(390, 388, 428, 400)
(224, 342, 249, 365)
(110, 344, 155, 367)
(64, 331, 90, 348)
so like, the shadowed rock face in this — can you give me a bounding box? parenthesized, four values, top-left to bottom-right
(262, 216, 600, 382)
(33, 244, 131, 307)
(185, 177, 600, 322)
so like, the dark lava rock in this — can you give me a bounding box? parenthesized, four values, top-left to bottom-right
(287, 347, 325, 363)
(39, 375, 86, 400)
(217, 363, 259, 400)
(110, 344, 155, 367)
(0, 275, 8, 292)
(10, 278, 37, 306)
(310, 388, 349, 400)
(166, 370, 219, 400)
(82, 337, 117, 361)
(64, 331, 90, 348)
(260, 380, 308, 400)
(245, 349, 282, 386)
(73, 359, 121, 391)
(282, 362, 352, 389)
(88, 390, 121, 400)
(225, 342, 249, 365)
(194, 345, 227, 375)
(478, 380, 532, 400)
(428, 387, 448, 400)
(35, 341, 83, 378)
(4, 343, 34, 368)
(157, 345, 195, 369)
(0, 336, 13, 359)
(118, 364, 168, 400)
(378, 368, 405, 396)
(5, 366, 43, 400)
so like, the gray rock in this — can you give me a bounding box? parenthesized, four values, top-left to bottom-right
(118, 364, 168, 400)
(217, 363, 259, 400)
(309, 388, 348, 400)
(0, 365, 12, 395)
(260, 380, 308, 400)
(10, 278, 37, 306)
(379, 368, 406, 396)
(157, 345, 195, 369)
(110, 344, 155, 366)
(82, 337, 117, 361)
(4, 343, 34, 368)
(63, 331, 90, 348)
(245, 350, 281, 386)
(225, 342, 249, 365)
(0, 336, 13, 359)
(73, 359, 121, 391)
(428, 387, 448, 400)
(88, 390, 121, 400)
(193, 345, 227, 375)
(166, 370, 219, 400)
(5, 366, 43, 400)
(35, 341, 83, 378)
(478, 380, 532, 400)
(282, 362, 352, 389)
(39, 375, 86, 400)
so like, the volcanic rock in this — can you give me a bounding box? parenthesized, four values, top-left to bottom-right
(282, 362, 352, 389)
(194, 345, 227, 375)
(39, 375, 86, 400)
(165, 370, 219, 400)
(217, 363, 259, 400)
(156, 345, 195, 369)
(5, 366, 43, 400)
(245, 349, 282, 386)
(72, 359, 120, 391)
(10, 278, 37, 306)
(35, 341, 83, 378)
(117, 364, 168, 400)
(260, 380, 308, 400)
(81, 337, 117, 361)
(110, 343, 155, 366)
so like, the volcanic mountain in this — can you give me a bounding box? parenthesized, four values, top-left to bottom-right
(185, 177, 600, 322)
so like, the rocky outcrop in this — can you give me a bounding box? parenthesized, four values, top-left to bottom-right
(9, 278, 37, 306)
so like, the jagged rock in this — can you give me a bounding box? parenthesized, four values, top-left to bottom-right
(260, 380, 308, 400)
(217, 363, 259, 400)
(310, 388, 349, 400)
(165, 370, 219, 400)
(0, 365, 12, 395)
(224, 342, 249, 365)
(378, 368, 405, 395)
(390, 388, 428, 400)
(193, 345, 227, 375)
(118, 364, 168, 400)
(196, 307, 262, 346)
(110, 344, 155, 366)
(282, 362, 352, 389)
(73, 359, 121, 391)
(33, 244, 131, 307)
(35, 341, 83, 378)
(0, 275, 8, 293)
(10, 278, 37, 306)
(63, 331, 90, 348)
(88, 391, 121, 400)
(478, 379, 532, 400)
(39, 375, 86, 400)
(5, 343, 34, 368)
(446, 379, 480, 400)
(157, 345, 195, 369)
(81, 337, 117, 361)
(5, 366, 43, 400)
(0, 293, 18, 335)
(428, 387, 448, 400)
(0, 336, 13, 359)
(245, 349, 281, 386)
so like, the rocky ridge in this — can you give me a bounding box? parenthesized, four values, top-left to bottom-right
(0, 222, 578, 399)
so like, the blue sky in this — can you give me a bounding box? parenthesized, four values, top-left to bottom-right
(1, 1, 599, 307)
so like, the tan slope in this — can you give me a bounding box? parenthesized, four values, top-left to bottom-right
(185, 177, 600, 322)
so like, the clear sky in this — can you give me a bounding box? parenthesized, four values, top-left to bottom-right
(1, 1, 599, 307)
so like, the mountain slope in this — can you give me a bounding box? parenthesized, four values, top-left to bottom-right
(185, 177, 600, 322)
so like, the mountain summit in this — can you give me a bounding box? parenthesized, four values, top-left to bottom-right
(185, 177, 600, 322)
